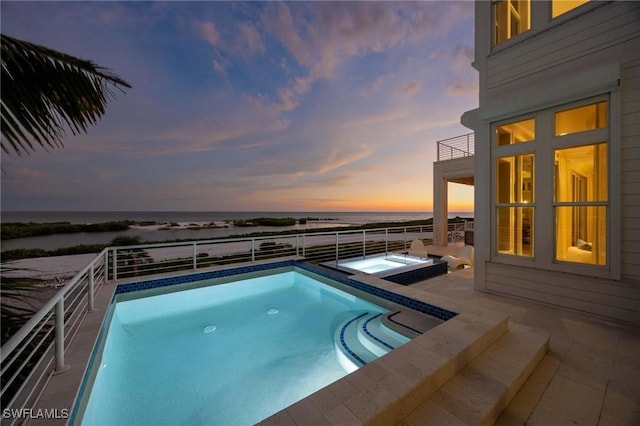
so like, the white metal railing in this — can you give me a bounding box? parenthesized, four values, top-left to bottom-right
(447, 222, 465, 243)
(0, 225, 434, 415)
(108, 225, 433, 280)
(437, 133, 475, 161)
(0, 249, 108, 423)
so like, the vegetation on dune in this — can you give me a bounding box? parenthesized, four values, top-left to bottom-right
(234, 217, 297, 227)
(1, 221, 132, 240)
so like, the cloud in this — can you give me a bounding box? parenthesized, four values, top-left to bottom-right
(237, 21, 265, 55)
(400, 81, 422, 96)
(195, 21, 220, 47)
(359, 74, 392, 96)
(448, 80, 478, 95)
(18, 168, 48, 179)
(429, 42, 478, 96)
(346, 110, 407, 128)
(310, 144, 372, 176)
(259, 2, 455, 115)
(212, 56, 230, 74)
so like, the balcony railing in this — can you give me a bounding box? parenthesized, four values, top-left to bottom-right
(437, 133, 475, 161)
(1, 224, 445, 419)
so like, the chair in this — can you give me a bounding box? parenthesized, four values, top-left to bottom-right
(407, 240, 429, 258)
(441, 245, 474, 270)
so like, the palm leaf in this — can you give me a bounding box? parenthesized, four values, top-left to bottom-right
(1, 34, 131, 155)
(0, 270, 41, 345)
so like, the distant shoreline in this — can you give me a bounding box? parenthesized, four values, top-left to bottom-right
(1, 210, 473, 225)
(0, 217, 474, 262)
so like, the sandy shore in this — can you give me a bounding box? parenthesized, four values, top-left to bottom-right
(3, 253, 98, 281)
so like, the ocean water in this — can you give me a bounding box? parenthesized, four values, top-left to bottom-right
(1, 210, 472, 225)
(0, 211, 473, 251)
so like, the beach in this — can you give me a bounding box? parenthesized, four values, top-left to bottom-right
(1, 211, 473, 283)
(1, 211, 458, 251)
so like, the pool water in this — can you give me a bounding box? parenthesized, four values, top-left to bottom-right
(339, 254, 432, 274)
(79, 271, 404, 425)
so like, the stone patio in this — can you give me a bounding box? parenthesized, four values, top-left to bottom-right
(27, 250, 640, 425)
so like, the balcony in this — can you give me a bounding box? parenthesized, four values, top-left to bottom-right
(433, 133, 475, 246)
(437, 132, 474, 162)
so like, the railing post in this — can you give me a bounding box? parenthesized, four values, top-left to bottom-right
(193, 243, 197, 270)
(104, 250, 109, 282)
(302, 234, 306, 258)
(88, 264, 95, 312)
(335, 233, 339, 266)
(362, 230, 366, 259)
(404, 227, 407, 250)
(251, 239, 255, 262)
(54, 299, 68, 373)
(112, 248, 118, 281)
(385, 229, 388, 254)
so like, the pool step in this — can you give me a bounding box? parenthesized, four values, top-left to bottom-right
(356, 313, 410, 357)
(334, 312, 410, 373)
(400, 322, 549, 425)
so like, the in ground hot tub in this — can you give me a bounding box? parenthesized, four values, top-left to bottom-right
(327, 253, 448, 285)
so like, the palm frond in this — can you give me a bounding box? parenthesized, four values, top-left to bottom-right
(1, 34, 131, 155)
(0, 272, 41, 344)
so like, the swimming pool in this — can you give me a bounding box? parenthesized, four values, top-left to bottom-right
(74, 269, 413, 425)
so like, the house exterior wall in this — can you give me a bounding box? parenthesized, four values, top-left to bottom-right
(463, 1, 640, 324)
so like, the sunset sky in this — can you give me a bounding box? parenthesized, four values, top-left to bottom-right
(1, 1, 476, 212)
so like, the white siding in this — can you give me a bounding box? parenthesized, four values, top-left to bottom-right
(469, 1, 640, 325)
(486, 2, 640, 90)
(621, 58, 640, 283)
(485, 263, 639, 324)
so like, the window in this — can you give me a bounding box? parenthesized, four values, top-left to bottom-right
(552, 0, 589, 18)
(555, 101, 607, 136)
(496, 154, 535, 257)
(494, 0, 531, 45)
(492, 98, 610, 270)
(497, 118, 535, 145)
(554, 143, 607, 265)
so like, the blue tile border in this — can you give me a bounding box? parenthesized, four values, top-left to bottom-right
(339, 313, 369, 366)
(114, 260, 296, 295)
(384, 260, 448, 285)
(297, 262, 458, 321)
(114, 260, 458, 321)
(362, 313, 395, 351)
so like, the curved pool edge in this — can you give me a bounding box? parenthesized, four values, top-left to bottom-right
(259, 271, 510, 425)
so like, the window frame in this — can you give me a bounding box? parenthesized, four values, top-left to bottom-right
(490, 94, 618, 278)
(492, 0, 532, 47)
(491, 113, 538, 265)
